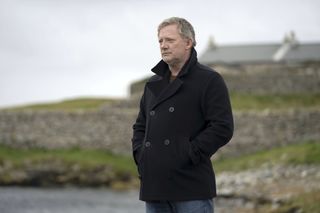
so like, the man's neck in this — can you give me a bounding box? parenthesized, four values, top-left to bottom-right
(168, 51, 191, 77)
(169, 64, 183, 77)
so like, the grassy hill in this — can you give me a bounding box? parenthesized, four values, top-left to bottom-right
(229, 92, 320, 110)
(2, 97, 122, 111)
(2, 93, 320, 111)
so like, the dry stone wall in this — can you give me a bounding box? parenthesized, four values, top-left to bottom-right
(0, 108, 319, 157)
(214, 63, 320, 94)
(0, 108, 137, 154)
(218, 109, 320, 158)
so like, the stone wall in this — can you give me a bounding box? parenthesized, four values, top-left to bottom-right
(0, 108, 319, 157)
(0, 108, 137, 154)
(218, 109, 320, 158)
(214, 63, 320, 94)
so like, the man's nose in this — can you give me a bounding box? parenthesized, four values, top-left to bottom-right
(160, 41, 168, 49)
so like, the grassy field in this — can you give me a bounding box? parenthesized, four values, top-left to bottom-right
(0, 146, 136, 175)
(213, 140, 320, 173)
(229, 92, 320, 110)
(1, 141, 319, 179)
(2, 93, 319, 111)
(3, 97, 121, 111)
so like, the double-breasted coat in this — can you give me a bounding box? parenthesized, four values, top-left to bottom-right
(132, 48, 234, 201)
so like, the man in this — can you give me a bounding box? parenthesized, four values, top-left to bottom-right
(132, 17, 234, 213)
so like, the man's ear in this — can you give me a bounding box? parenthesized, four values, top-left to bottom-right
(185, 38, 193, 50)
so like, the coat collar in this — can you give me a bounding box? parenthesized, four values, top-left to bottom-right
(151, 48, 198, 78)
(147, 48, 198, 109)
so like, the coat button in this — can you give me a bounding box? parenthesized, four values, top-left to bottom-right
(150, 110, 155, 116)
(145, 141, 151, 147)
(164, 139, 170, 145)
(169, 107, 174, 112)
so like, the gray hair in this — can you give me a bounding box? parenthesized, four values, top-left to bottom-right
(158, 17, 197, 47)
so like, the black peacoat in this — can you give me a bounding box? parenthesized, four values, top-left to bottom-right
(132, 48, 234, 201)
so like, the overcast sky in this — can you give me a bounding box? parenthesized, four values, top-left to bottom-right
(1, 0, 320, 107)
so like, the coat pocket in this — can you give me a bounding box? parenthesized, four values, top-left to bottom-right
(175, 136, 193, 168)
(136, 148, 146, 179)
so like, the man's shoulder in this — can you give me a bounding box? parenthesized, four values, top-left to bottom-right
(194, 63, 221, 79)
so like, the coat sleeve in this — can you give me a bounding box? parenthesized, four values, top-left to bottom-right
(131, 89, 146, 165)
(191, 73, 234, 161)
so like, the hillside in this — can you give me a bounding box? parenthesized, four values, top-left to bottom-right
(2, 93, 320, 112)
(1, 97, 122, 111)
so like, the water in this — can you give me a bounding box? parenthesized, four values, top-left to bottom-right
(0, 187, 144, 213)
(0, 187, 248, 212)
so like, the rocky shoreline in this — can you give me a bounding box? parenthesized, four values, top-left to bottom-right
(1, 158, 319, 212)
(0, 158, 138, 189)
(215, 164, 320, 212)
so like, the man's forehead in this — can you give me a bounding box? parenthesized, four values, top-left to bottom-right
(160, 24, 178, 31)
(158, 24, 180, 37)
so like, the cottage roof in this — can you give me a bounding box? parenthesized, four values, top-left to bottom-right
(284, 43, 320, 62)
(200, 43, 279, 64)
(199, 33, 320, 65)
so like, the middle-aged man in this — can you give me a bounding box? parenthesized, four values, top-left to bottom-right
(132, 17, 234, 213)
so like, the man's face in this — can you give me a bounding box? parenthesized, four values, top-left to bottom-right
(158, 24, 192, 66)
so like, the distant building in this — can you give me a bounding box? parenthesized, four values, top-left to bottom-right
(199, 32, 320, 66)
(130, 32, 320, 96)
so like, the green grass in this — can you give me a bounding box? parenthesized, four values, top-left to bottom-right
(3, 97, 122, 111)
(213, 141, 320, 173)
(286, 189, 320, 213)
(0, 146, 137, 175)
(230, 93, 320, 110)
(2, 93, 320, 112)
(1, 141, 319, 176)
(266, 189, 320, 213)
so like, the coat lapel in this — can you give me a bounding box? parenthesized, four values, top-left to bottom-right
(146, 78, 183, 110)
(153, 78, 183, 109)
(146, 48, 197, 110)
(146, 78, 166, 99)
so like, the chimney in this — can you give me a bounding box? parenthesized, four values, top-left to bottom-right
(207, 36, 217, 50)
(272, 31, 298, 62)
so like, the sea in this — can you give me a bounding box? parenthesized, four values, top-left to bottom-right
(0, 187, 144, 213)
